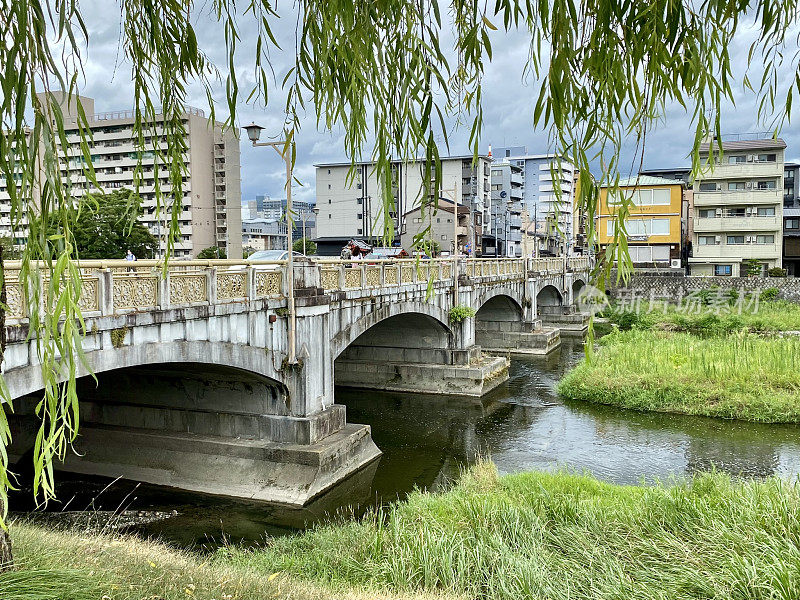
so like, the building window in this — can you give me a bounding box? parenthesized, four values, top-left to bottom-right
(357, 198, 363, 204)
(436, 218, 440, 223)
(728, 182, 746, 190)
(699, 182, 717, 191)
(357, 228, 363, 235)
(715, 264, 733, 276)
(756, 235, 775, 244)
(698, 209, 716, 218)
(491, 184, 502, 190)
(356, 213, 363, 219)
(328, 199, 331, 204)
(755, 153, 777, 163)
(726, 235, 745, 245)
(786, 218, 800, 229)
(441, 234, 447, 240)
(756, 206, 775, 216)
(756, 180, 777, 190)
(725, 207, 746, 217)
(328, 214, 331, 219)
(728, 155, 746, 164)
(698, 235, 717, 245)
(327, 169, 331, 174)
(328, 184, 331, 189)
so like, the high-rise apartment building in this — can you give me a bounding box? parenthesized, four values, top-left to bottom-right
(492, 146, 575, 256)
(314, 156, 490, 256)
(487, 159, 523, 256)
(689, 135, 785, 277)
(783, 162, 800, 275)
(36, 92, 242, 258)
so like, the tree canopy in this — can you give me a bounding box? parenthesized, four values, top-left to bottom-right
(46, 189, 158, 260)
(293, 238, 317, 255)
(2, 0, 800, 540)
(197, 246, 227, 259)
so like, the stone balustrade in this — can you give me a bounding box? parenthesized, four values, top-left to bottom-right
(2, 256, 592, 320)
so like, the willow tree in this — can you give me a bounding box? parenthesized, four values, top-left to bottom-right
(1, 0, 798, 567)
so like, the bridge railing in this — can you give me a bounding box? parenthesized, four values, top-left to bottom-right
(314, 258, 455, 291)
(2, 259, 289, 321)
(2, 256, 591, 320)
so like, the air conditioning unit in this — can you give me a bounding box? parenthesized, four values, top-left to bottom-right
(715, 235, 722, 244)
(747, 155, 755, 162)
(670, 258, 681, 269)
(746, 235, 753, 243)
(715, 208, 723, 217)
(716, 184, 722, 191)
(746, 182, 753, 189)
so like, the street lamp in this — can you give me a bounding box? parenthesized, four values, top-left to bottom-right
(244, 122, 298, 365)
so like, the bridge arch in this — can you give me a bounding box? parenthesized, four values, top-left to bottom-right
(476, 294, 524, 322)
(571, 278, 587, 305)
(4, 339, 289, 402)
(331, 301, 453, 360)
(536, 284, 563, 317)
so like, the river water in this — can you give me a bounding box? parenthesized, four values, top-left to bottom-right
(15, 337, 800, 549)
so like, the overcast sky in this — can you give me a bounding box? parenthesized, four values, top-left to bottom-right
(73, 2, 800, 206)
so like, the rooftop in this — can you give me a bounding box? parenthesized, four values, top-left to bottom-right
(603, 176, 685, 188)
(700, 135, 786, 152)
(315, 155, 489, 168)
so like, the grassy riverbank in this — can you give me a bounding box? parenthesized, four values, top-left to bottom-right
(559, 329, 800, 422)
(8, 463, 800, 600)
(4, 521, 454, 600)
(600, 299, 800, 335)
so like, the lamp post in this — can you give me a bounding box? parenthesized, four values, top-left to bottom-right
(244, 122, 298, 365)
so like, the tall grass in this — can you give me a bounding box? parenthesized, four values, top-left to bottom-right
(9, 521, 451, 600)
(559, 329, 800, 422)
(602, 299, 800, 335)
(225, 463, 800, 600)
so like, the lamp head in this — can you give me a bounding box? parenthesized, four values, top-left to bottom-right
(243, 122, 264, 143)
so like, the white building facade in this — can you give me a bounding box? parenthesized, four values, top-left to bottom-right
(33, 92, 242, 258)
(492, 146, 575, 256)
(314, 156, 491, 256)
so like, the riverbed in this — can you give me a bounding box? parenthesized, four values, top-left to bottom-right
(13, 337, 800, 549)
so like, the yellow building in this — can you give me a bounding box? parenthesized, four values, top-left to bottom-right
(597, 176, 685, 267)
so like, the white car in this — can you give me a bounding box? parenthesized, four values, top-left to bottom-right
(246, 250, 303, 261)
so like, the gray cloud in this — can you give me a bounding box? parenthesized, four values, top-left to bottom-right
(72, 3, 800, 207)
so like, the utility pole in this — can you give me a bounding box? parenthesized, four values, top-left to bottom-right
(441, 177, 460, 303)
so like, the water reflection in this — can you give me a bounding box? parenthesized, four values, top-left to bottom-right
(13, 336, 800, 548)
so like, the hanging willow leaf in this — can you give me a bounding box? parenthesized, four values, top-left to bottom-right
(0, 0, 798, 536)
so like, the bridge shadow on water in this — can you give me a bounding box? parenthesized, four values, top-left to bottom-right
(12, 335, 800, 550)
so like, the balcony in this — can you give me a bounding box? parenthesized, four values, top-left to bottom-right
(690, 243, 780, 260)
(693, 189, 782, 206)
(697, 161, 781, 179)
(693, 216, 780, 233)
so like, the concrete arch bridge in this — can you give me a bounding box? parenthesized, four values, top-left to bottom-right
(2, 256, 591, 505)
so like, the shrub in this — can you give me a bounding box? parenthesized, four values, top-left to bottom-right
(760, 287, 780, 302)
(197, 246, 226, 259)
(448, 305, 476, 323)
(768, 267, 787, 278)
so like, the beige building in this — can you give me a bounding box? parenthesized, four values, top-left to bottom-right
(689, 135, 785, 276)
(33, 92, 242, 258)
(315, 156, 491, 256)
(400, 197, 476, 254)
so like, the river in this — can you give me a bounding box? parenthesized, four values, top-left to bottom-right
(14, 337, 800, 549)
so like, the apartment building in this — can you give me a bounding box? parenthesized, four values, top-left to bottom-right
(400, 197, 476, 254)
(492, 146, 575, 256)
(598, 176, 685, 268)
(242, 218, 288, 252)
(314, 156, 490, 256)
(689, 135, 785, 277)
(783, 162, 800, 275)
(487, 160, 523, 256)
(41, 91, 242, 258)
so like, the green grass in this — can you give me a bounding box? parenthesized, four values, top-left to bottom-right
(559, 329, 800, 422)
(10, 464, 800, 599)
(601, 299, 800, 335)
(6, 520, 454, 600)
(222, 463, 800, 600)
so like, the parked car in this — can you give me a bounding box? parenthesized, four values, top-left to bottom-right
(246, 250, 303, 261)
